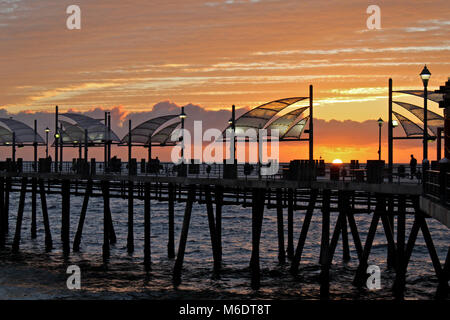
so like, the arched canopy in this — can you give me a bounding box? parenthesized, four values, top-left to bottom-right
(393, 101, 443, 135)
(59, 120, 86, 144)
(121, 115, 179, 145)
(0, 118, 44, 144)
(0, 126, 13, 144)
(282, 116, 309, 140)
(226, 97, 307, 137)
(61, 113, 120, 143)
(394, 90, 444, 103)
(392, 111, 425, 137)
(150, 122, 181, 146)
(266, 107, 308, 137)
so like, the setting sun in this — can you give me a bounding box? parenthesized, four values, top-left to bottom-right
(332, 159, 343, 164)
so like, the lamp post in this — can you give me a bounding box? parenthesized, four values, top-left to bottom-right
(179, 107, 187, 163)
(420, 65, 431, 161)
(378, 117, 383, 160)
(45, 127, 50, 158)
(54, 131, 60, 172)
(229, 104, 236, 163)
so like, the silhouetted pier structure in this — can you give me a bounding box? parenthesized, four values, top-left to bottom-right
(0, 161, 448, 300)
(0, 78, 449, 299)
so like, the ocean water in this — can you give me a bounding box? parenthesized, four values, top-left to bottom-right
(0, 192, 448, 300)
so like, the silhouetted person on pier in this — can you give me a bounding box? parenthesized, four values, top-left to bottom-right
(410, 154, 417, 179)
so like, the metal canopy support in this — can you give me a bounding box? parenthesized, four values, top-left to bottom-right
(309, 85, 314, 162)
(388, 79, 393, 182)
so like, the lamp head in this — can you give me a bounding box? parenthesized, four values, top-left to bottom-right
(45, 127, 50, 133)
(179, 107, 187, 119)
(377, 117, 383, 126)
(420, 65, 431, 86)
(55, 133, 60, 139)
(392, 120, 399, 128)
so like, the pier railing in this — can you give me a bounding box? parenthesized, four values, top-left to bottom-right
(424, 167, 450, 208)
(4, 159, 424, 186)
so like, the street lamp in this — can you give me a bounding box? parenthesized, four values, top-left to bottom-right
(179, 107, 186, 162)
(45, 127, 50, 158)
(392, 120, 398, 128)
(378, 117, 383, 160)
(420, 65, 431, 161)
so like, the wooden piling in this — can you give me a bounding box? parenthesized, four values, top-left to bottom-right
(61, 179, 71, 255)
(167, 183, 175, 258)
(392, 197, 406, 298)
(215, 185, 224, 267)
(418, 214, 444, 285)
(393, 194, 406, 299)
(101, 180, 110, 262)
(12, 177, 28, 253)
(276, 188, 285, 264)
(290, 189, 318, 275)
(144, 182, 151, 272)
(4, 177, 11, 234)
(107, 201, 117, 245)
(205, 185, 220, 273)
(353, 195, 382, 287)
(173, 185, 196, 285)
(127, 180, 134, 254)
(0, 177, 4, 248)
(73, 179, 93, 252)
(387, 195, 395, 268)
(31, 178, 37, 239)
(345, 192, 363, 261)
(319, 189, 331, 299)
(250, 188, 266, 289)
(287, 188, 294, 259)
(327, 212, 344, 265)
(436, 247, 450, 299)
(38, 179, 52, 251)
(340, 208, 351, 262)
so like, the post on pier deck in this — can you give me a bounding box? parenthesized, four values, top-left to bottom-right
(31, 120, 37, 239)
(147, 136, 152, 167)
(388, 78, 393, 182)
(104, 112, 108, 173)
(309, 84, 314, 162)
(84, 129, 88, 163)
(59, 123, 64, 172)
(107, 112, 111, 165)
(12, 132, 16, 163)
(55, 105, 59, 172)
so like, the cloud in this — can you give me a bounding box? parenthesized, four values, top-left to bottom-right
(253, 45, 450, 56)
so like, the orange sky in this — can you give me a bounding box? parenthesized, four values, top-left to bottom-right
(0, 0, 449, 162)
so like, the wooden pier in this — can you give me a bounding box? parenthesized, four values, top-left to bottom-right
(0, 170, 448, 300)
